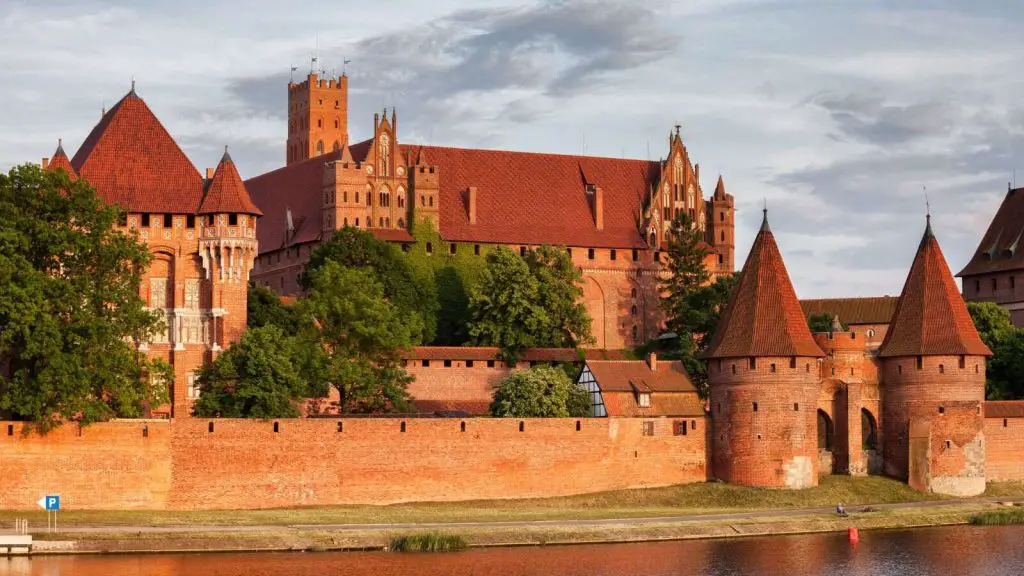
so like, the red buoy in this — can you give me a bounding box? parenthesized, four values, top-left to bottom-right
(848, 527, 860, 544)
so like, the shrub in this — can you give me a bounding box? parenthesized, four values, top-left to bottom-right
(390, 532, 468, 552)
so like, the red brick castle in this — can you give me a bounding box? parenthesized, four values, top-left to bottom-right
(247, 72, 737, 349)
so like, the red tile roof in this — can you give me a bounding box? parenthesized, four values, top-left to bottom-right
(45, 140, 77, 180)
(199, 149, 262, 216)
(880, 218, 992, 358)
(704, 211, 824, 358)
(586, 359, 697, 393)
(246, 142, 664, 253)
(70, 89, 205, 214)
(602, 392, 705, 417)
(369, 228, 414, 243)
(984, 401, 1024, 419)
(402, 346, 630, 362)
(958, 186, 1024, 277)
(800, 297, 898, 326)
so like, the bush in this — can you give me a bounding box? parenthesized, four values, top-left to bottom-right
(390, 532, 468, 552)
(491, 366, 591, 418)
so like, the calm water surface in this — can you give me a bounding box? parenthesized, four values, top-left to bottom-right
(3, 525, 1022, 576)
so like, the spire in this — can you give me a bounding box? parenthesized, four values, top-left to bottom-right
(703, 215, 824, 359)
(714, 175, 727, 199)
(760, 204, 771, 233)
(830, 314, 843, 333)
(46, 139, 77, 180)
(199, 148, 263, 216)
(879, 217, 991, 358)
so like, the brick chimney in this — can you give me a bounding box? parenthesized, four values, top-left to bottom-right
(41, 157, 50, 169)
(468, 186, 477, 225)
(206, 167, 215, 179)
(647, 352, 657, 372)
(593, 186, 604, 230)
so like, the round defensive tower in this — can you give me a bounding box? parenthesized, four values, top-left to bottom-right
(704, 210, 825, 489)
(877, 216, 991, 496)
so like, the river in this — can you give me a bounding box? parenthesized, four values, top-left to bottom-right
(2, 525, 1022, 575)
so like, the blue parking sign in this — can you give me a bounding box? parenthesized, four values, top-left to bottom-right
(39, 495, 60, 510)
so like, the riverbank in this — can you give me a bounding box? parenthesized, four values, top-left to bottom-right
(9, 478, 1024, 555)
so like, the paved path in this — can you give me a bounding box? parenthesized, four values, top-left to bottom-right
(28, 497, 1023, 535)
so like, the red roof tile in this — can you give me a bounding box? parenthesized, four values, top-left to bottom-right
(246, 142, 663, 252)
(369, 228, 414, 243)
(984, 401, 1024, 419)
(880, 218, 992, 358)
(199, 149, 262, 216)
(958, 186, 1024, 277)
(704, 211, 825, 359)
(45, 140, 77, 180)
(586, 359, 697, 393)
(800, 297, 898, 326)
(602, 392, 704, 417)
(70, 89, 205, 213)
(401, 346, 629, 362)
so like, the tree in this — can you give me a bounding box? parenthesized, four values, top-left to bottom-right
(248, 284, 301, 336)
(0, 164, 170, 430)
(192, 326, 308, 418)
(967, 302, 1015, 352)
(468, 248, 544, 364)
(676, 274, 738, 395)
(490, 366, 591, 418)
(523, 245, 594, 348)
(661, 211, 710, 339)
(303, 227, 437, 344)
(301, 262, 416, 413)
(988, 330, 1024, 400)
(807, 313, 847, 334)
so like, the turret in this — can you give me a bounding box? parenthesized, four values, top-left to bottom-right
(704, 210, 825, 488)
(322, 142, 368, 235)
(43, 139, 77, 180)
(708, 175, 735, 277)
(878, 216, 992, 495)
(411, 147, 439, 228)
(286, 73, 348, 165)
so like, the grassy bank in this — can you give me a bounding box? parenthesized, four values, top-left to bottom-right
(970, 507, 1024, 525)
(390, 532, 468, 552)
(7, 476, 1007, 529)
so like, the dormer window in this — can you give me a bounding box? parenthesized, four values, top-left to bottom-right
(638, 393, 651, 408)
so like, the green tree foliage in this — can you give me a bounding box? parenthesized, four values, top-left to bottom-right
(807, 313, 847, 333)
(404, 218, 489, 345)
(468, 248, 541, 364)
(247, 284, 301, 336)
(988, 330, 1024, 400)
(967, 302, 1015, 352)
(301, 262, 415, 413)
(303, 227, 437, 344)
(490, 366, 591, 418)
(523, 245, 594, 348)
(0, 164, 170, 430)
(968, 302, 1024, 399)
(192, 326, 308, 418)
(659, 212, 738, 396)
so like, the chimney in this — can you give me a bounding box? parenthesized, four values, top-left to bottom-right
(468, 186, 477, 225)
(593, 186, 604, 230)
(695, 163, 700, 181)
(647, 352, 658, 372)
(41, 157, 50, 169)
(205, 167, 214, 179)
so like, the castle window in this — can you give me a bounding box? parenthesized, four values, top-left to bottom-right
(163, 214, 173, 228)
(588, 248, 595, 260)
(487, 360, 495, 368)
(975, 364, 979, 373)
(654, 251, 661, 262)
(642, 421, 654, 436)
(229, 214, 238, 226)
(752, 402, 758, 412)
(631, 305, 637, 317)
(7, 424, 12, 436)
(916, 356, 923, 370)
(317, 119, 322, 128)
(794, 403, 799, 411)
(355, 218, 360, 227)
(611, 249, 617, 261)
(443, 360, 452, 368)
(450, 244, 457, 255)
(187, 215, 195, 228)
(337, 421, 343, 433)
(632, 325, 638, 340)
(898, 364, 902, 375)
(421, 195, 425, 206)
(806, 364, 810, 372)
(400, 421, 406, 432)
(520, 246, 527, 257)
(1005, 419, 1009, 428)
(720, 212, 725, 222)
(421, 360, 429, 367)
(789, 357, 796, 369)
(632, 249, 639, 261)
(141, 213, 150, 227)
(939, 364, 944, 374)
(334, 119, 339, 128)
(316, 140, 324, 155)
(474, 244, 481, 256)
(429, 196, 434, 207)
(675, 420, 687, 435)
(975, 280, 980, 293)
(631, 288, 637, 298)
(379, 217, 384, 227)
(209, 422, 214, 433)
(344, 218, 348, 227)
(959, 356, 966, 369)
(398, 219, 405, 228)
(638, 393, 651, 408)
(461, 421, 467, 432)
(273, 422, 280, 433)
(520, 421, 525, 432)
(749, 358, 757, 370)
(356, 192, 360, 204)
(938, 406, 945, 414)
(770, 363, 776, 373)
(426, 242, 433, 255)
(731, 364, 736, 374)
(466, 360, 474, 368)
(992, 278, 998, 291)
(1012, 276, 1017, 290)
(718, 254, 724, 265)
(577, 420, 582, 432)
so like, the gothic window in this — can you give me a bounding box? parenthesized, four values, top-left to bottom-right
(429, 196, 434, 207)
(687, 184, 695, 210)
(367, 185, 372, 206)
(380, 133, 391, 175)
(187, 372, 201, 399)
(397, 218, 404, 228)
(355, 191, 360, 204)
(379, 217, 384, 227)
(184, 280, 200, 309)
(316, 140, 324, 156)
(380, 187, 390, 207)
(149, 277, 169, 309)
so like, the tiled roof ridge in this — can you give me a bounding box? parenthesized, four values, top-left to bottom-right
(401, 142, 661, 167)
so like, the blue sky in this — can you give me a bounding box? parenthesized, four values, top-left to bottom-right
(2, 0, 1022, 298)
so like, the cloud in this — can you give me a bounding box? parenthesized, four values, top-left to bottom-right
(809, 92, 956, 146)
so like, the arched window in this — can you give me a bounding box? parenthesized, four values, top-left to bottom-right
(429, 196, 434, 207)
(355, 218, 360, 227)
(397, 218, 405, 228)
(386, 217, 390, 227)
(421, 195, 425, 206)
(398, 195, 405, 208)
(379, 133, 391, 175)
(631, 288, 637, 299)
(862, 409, 878, 451)
(380, 187, 390, 207)
(355, 191, 360, 204)
(343, 218, 348, 227)
(379, 217, 384, 227)
(818, 410, 833, 452)
(333, 141, 340, 152)
(631, 305, 637, 317)
(632, 325, 638, 340)
(720, 212, 725, 222)
(720, 231, 725, 242)
(316, 140, 324, 155)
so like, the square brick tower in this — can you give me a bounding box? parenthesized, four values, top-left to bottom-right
(287, 73, 348, 165)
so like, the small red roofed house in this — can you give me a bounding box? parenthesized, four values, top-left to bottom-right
(577, 353, 704, 419)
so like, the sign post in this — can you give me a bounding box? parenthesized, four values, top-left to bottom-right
(37, 495, 60, 532)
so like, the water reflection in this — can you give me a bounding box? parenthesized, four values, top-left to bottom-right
(3, 525, 1022, 576)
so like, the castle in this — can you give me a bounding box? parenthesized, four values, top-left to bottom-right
(959, 184, 1024, 326)
(246, 72, 736, 349)
(15, 78, 1023, 509)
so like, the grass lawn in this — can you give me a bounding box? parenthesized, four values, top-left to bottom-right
(3, 477, 1023, 529)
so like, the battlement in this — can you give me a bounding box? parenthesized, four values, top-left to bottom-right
(288, 73, 347, 93)
(814, 331, 868, 352)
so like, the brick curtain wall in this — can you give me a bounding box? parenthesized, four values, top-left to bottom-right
(986, 413, 1024, 481)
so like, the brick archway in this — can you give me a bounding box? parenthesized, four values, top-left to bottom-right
(582, 275, 605, 349)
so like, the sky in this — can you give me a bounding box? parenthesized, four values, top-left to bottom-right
(2, 0, 1023, 298)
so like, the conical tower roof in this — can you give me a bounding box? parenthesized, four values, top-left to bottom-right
(46, 139, 77, 180)
(714, 175, 727, 199)
(879, 217, 991, 357)
(199, 147, 262, 216)
(704, 210, 824, 359)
